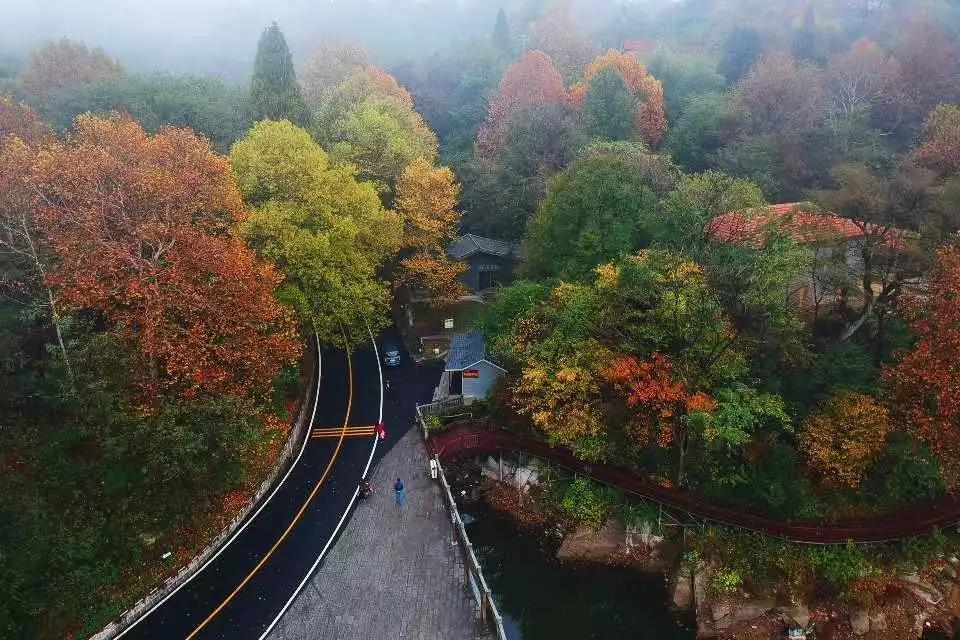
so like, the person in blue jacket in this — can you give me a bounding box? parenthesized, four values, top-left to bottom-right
(394, 478, 405, 507)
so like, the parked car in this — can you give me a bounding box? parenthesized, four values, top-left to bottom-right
(382, 344, 402, 367)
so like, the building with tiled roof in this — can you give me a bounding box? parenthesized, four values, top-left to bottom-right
(707, 203, 914, 315)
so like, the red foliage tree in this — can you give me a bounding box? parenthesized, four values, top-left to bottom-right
(911, 104, 960, 177)
(884, 247, 960, 489)
(603, 353, 688, 447)
(475, 50, 567, 159)
(31, 115, 301, 399)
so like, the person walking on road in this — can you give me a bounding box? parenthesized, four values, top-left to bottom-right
(394, 478, 405, 508)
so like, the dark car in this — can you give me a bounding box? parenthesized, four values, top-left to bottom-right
(382, 344, 401, 367)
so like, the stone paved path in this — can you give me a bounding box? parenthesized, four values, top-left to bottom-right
(267, 428, 490, 640)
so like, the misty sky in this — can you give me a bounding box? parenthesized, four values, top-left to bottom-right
(0, 0, 511, 79)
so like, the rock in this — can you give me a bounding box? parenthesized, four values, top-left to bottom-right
(850, 608, 870, 636)
(713, 598, 775, 630)
(948, 584, 960, 618)
(514, 466, 539, 491)
(775, 604, 810, 628)
(901, 578, 943, 605)
(869, 612, 887, 632)
(556, 518, 626, 564)
(711, 599, 732, 623)
(670, 564, 693, 610)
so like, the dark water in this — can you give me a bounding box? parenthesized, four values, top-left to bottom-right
(465, 514, 696, 640)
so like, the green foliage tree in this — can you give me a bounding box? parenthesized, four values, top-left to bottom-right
(229, 120, 401, 344)
(461, 103, 583, 239)
(523, 154, 658, 280)
(250, 23, 309, 126)
(492, 7, 512, 53)
(38, 73, 252, 152)
(718, 26, 763, 84)
(664, 92, 736, 172)
(581, 67, 635, 141)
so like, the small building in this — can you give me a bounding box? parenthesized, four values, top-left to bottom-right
(442, 331, 506, 401)
(707, 202, 914, 315)
(446, 234, 524, 296)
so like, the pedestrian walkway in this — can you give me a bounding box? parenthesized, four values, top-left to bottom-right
(266, 427, 490, 640)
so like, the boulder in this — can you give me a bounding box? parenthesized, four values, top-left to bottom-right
(850, 608, 870, 636)
(775, 604, 811, 629)
(670, 564, 693, 610)
(869, 612, 887, 632)
(556, 518, 626, 564)
(713, 598, 775, 630)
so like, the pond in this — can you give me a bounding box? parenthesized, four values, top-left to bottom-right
(465, 512, 696, 640)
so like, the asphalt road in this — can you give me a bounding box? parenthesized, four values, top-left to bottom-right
(118, 328, 442, 640)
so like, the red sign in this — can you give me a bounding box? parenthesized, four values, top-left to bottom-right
(463, 369, 480, 379)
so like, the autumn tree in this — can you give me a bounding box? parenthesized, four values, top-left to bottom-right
(570, 51, 668, 147)
(475, 50, 567, 160)
(825, 39, 902, 122)
(20, 38, 122, 100)
(300, 41, 369, 108)
(28, 115, 300, 398)
(250, 23, 309, 126)
(893, 20, 958, 137)
(528, 1, 595, 83)
(801, 392, 890, 487)
(0, 102, 68, 375)
(230, 119, 401, 344)
(394, 157, 466, 300)
(911, 104, 960, 177)
(0, 95, 52, 144)
(314, 68, 437, 197)
(735, 52, 824, 137)
(581, 67, 635, 141)
(884, 247, 960, 489)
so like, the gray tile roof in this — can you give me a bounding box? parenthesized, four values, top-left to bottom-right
(447, 234, 524, 261)
(445, 331, 486, 370)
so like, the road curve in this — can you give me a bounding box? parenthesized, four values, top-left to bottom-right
(428, 420, 960, 544)
(116, 330, 384, 640)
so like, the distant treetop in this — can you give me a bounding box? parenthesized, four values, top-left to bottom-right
(250, 23, 309, 126)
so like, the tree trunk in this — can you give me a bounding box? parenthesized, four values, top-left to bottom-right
(46, 287, 74, 386)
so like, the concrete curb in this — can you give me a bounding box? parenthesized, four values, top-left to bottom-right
(87, 338, 319, 640)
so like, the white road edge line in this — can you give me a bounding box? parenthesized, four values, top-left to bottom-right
(114, 333, 323, 640)
(257, 325, 384, 640)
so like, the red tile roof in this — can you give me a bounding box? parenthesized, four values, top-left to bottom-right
(707, 203, 867, 247)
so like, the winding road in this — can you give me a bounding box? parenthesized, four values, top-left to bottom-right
(114, 328, 441, 639)
(429, 420, 960, 544)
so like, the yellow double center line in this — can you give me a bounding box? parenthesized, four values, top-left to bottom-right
(311, 426, 375, 439)
(185, 343, 354, 639)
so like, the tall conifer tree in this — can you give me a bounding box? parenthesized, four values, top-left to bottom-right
(493, 7, 512, 54)
(250, 22, 309, 125)
(582, 67, 635, 141)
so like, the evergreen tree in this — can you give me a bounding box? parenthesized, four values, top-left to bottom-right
(493, 7, 512, 54)
(250, 22, 309, 125)
(718, 26, 763, 85)
(792, 4, 820, 62)
(582, 67, 635, 141)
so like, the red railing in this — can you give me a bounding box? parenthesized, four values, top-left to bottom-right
(428, 421, 960, 544)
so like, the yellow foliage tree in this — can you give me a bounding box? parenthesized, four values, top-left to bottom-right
(394, 157, 466, 300)
(801, 392, 890, 487)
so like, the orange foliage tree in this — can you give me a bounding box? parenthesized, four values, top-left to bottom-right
(570, 51, 667, 147)
(603, 353, 689, 447)
(911, 104, 960, 177)
(800, 392, 890, 487)
(20, 37, 123, 99)
(475, 50, 567, 160)
(29, 115, 301, 399)
(0, 96, 52, 145)
(884, 247, 960, 489)
(394, 157, 466, 300)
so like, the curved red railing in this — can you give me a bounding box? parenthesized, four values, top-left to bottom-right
(428, 421, 960, 544)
